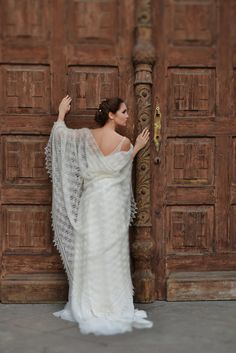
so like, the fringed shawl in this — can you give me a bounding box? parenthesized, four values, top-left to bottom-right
(45, 121, 137, 284)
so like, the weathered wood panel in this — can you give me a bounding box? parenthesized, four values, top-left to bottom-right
(0, 0, 135, 303)
(153, 0, 236, 300)
(1, 274, 68, 303)
(167, 271, 236, 301)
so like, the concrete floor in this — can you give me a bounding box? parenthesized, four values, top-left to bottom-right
(0, 301, 235, 353)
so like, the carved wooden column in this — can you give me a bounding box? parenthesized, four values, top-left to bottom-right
(131, 0, 156, 303)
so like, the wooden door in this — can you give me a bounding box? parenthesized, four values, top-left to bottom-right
(153, 0, 236, 300)
(0, 0, 135, 303)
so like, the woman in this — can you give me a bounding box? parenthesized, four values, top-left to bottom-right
(45, 95, 153, 335)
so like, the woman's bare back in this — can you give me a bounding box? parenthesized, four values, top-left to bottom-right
(90, 128, 131, 156)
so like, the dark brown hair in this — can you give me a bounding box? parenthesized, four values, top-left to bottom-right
(95, 97, 124, 127)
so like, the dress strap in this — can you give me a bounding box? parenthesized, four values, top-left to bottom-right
(113, 136, 126, 152)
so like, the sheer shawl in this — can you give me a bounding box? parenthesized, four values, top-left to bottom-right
(45, 121, 137, 285)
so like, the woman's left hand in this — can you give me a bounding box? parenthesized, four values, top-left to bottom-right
(135, 127, 150, 150)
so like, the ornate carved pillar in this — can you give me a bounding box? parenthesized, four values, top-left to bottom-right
(131, 0, 156, 303)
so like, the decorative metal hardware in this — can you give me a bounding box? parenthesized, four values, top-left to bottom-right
(153, 102, 162, 164)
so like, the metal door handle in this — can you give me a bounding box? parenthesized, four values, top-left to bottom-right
(153, 102, 162, 164)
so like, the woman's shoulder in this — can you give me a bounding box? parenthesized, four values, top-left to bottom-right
(120, 136, 131, 151)
(111, 131, 131, 150)
(110, 134, 130, 153)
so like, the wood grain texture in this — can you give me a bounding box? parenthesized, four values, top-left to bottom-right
(1, 0, 236, 303)
(131, 0, 156, 303)
(0, 0, 135, 303)
(167, 271, 236, 301)
(1, 273, 68, 303)
(153, 0, 236, 299)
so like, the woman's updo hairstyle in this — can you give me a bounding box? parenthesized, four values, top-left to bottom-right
(95, 97, 124, 127)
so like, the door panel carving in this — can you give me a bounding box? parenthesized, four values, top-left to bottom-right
(153, 0, 236, 299)
(0, 0, 135, 302)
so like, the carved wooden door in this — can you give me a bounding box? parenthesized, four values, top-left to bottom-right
(0, 0, 135, 302)
(153, 0, 236, 300)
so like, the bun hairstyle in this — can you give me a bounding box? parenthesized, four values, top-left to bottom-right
(95, 97, 124, 127)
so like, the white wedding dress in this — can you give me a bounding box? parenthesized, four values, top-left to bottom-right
(45, 121, 153, 335)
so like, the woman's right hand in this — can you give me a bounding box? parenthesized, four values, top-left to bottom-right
(135, 127, 150, 151)
(58, 95, 72, 121)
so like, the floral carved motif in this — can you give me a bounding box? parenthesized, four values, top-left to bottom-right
(131, 0, 156, 302)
